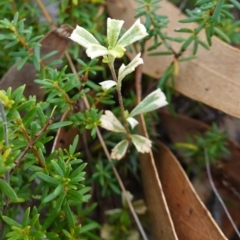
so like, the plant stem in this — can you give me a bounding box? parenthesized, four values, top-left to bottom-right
(204, 148, 240, 238)
(108, 62, 131, 140)
(14, 118, 54, 168)
(0, 100, 9, 237)
(0, 101, 9, 183)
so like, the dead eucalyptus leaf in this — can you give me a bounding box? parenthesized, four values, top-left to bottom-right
(159, 111, 240, 238)
(137, 114, 178, 240)
(0, 25, 72, 100)
(107, 0, 240, 119)
(155, 141, 227, 240)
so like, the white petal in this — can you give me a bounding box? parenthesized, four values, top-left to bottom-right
(86, 44, 109, 59)
(116, 19, 148, 47)
(100, 110, 126, 133)
(131, 134, 152, 153)
(127, 117, 139, 129)
(129, 89, 168, 117)
(107, 18, 124, 47)
(99, 80, 117, 90)
(69, 25, 100, 48)
(118, 53, 143, 82)
(111, 139, 129, 160)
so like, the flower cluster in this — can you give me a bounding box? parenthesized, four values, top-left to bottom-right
(69, 18, 168, 160)
(0, 90, 15, 109)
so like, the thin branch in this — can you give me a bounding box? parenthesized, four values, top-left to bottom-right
(14, 117, 54, 167)
(108, 64, 131, 139)
(204, 148, 240, 238)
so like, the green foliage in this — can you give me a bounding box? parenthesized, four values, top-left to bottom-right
(92, 161, 121, 196)
(136, 0, 239, 93)
(174, 124, 230, 170)
(0, 0, 238, 239)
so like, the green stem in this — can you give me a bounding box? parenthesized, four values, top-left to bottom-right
(108, 62, 131, 140)
(0, 100, 9, 236)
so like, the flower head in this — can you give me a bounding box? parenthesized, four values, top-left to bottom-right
(69, 18, 148, 60)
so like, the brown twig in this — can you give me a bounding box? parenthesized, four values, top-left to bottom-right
(14, 117, 54, 168)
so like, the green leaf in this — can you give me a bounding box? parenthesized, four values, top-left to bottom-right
(214, 27, 231, 43)
(229, 0, 240, 9)
(43, 185, 63, 203)
(12, 85, 25, 102)
(13, 12, 19, 26)
(80, 222, 100, 233)
(71, 135, 79, 154)
(41, 50, 58, 61)
(181, 35, 195, 51)
(193, 39, 198, 55)
(0, 179, 18, 202)
(29, 231, 46, 239)
(68, 190, 83, 201)
(48, 121, 72, 130)
(64, 202, 75, 228)
(51, 160, 64, 176)
(70, 163, 87, 178)
(2, 216, 21, 228)
(22, 107, 38, 127)
(212, 0, 224, 21)
(179, 16, 203, 23)
(36, 172, 60, 185)
(149, 51, 173, 56)
(17, 56, 29, 70)
(32, 54, 40, 71)
(4, 39, 19, 49)
(22, 208, 30, 227)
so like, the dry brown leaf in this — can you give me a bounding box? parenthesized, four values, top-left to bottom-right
(137, 115, 178, 240)
(155, 142, 227, 240)
(107, 0, 240, 118)
(0, 26, 71, 100)
(159, 111, 240, 238)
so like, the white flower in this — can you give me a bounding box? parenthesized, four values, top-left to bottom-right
(100, 110, 126, 133)
(69, 18, 148, 59)
(116, 19, 148, 47)
(118, 53, 144, 83)
(111, 139, 129, 160)
(129, 89, 168, 117)
(107, 18, 124, 48)
(99, 80, 117, 90)
(69, 25, 100, 48)
(127, 117, 139, 129)
(131, 134, 152, 153)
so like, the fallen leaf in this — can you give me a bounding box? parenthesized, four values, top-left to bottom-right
(155, 141, 227, 240)
(137, 115, 178, 240)
(159, 111, 240, 238)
